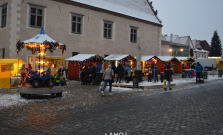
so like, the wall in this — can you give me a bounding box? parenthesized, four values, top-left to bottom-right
(7, 0, 162, 63)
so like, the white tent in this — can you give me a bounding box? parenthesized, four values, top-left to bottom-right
(104, 54, 130, 61)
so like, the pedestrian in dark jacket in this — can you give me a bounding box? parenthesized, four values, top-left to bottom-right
(80, 65, 89, 85)
(164, 65, 173, 90)
(152, 65, 159, 82)
(116, 64, 124, 83)
(195, 62, 203, 83)
(91, 65, 97, 85)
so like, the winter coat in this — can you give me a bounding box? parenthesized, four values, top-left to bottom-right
(103, 68, 114, 80)
(125, 65, 131, 77)
(116, 64, 124, 75)
(164, 69, 173, 81)
(96, 64, 101, 73)
(196, 65, 203, 73)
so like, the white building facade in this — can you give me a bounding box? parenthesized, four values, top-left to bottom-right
(0, 0, 162, 62)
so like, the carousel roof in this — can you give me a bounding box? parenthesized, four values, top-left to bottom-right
(23, 28, 63, 45)
(104, 54, 130, 61)
(66, 54, 98, 62)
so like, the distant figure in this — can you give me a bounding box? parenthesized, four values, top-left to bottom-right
(80, 65, 89, 85)
(90, 64, 97, 85)
(101, 65, 114, 96)
(96, 63, 101, 73)
(164, 65, 173, 91)
(195, 62, 203, 83)
(147, 67, 152, 82)
(116, 64, 124, 83)
(152, 65, 159, 82)
(125, 64, 131, 83)
(111, 62, 117, 74)
(20, 64, 28, 86)
(160, 64, 165, 83)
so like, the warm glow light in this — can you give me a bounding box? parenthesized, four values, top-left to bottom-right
(169, 48, 173, 52)
(180, 49, 184, 52)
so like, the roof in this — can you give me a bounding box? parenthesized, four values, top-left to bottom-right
(162, 35, 191, 47)
(200, 40, 211, 51)
(193, 49, 209, 53)
(66, 54, 99, 61)
(70, 0, 161, 25)
(139, 55, 154, 61)
(104, 54, 131, 61)
(156, 56, 176, 61)
(23, 28, 63, 45)
(175, 57, 193, 61)
(0, 59, 25, 64)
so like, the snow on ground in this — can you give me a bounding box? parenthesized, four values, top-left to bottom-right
(0, 94, 28, 108)
(0, 75, 222, 109)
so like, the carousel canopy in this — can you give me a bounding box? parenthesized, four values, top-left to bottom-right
(104, 54, 131, 61)
(23, 28, 63, 45)
(66, 54, 102, 62)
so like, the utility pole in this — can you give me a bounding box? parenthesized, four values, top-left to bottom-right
(136, 37, 141, 70)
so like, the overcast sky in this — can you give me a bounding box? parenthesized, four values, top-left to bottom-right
(152, 0, 223, 44)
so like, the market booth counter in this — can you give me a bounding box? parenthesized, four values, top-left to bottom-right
(16, 28, 66, 99)
(66, 54, 104, 80)
(0, 59, 25, 89)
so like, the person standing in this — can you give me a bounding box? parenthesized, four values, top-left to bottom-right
(101, 65, 114, 95)
(125, 64, 131, 83)
(164, 65, 173, 91)
(195, 62, 203, 83)
(147, 67, 152, 82)
(96, 63, 101, 73)
(160, 64, 165, 83)
(152, 65, 159, 82)
(91, 64, 97, 85)
(20, 64, 28, 86)
(116, 64, 124, 83)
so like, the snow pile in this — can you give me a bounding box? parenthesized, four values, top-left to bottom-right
(0, 94, 28, 108)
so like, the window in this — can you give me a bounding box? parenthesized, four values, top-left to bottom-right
(130, 26, 138, 43)
(2, 48, 5, 58)
(1, 4, 7, 28)
(29, 4, 44, 28)
(71, 13, 83, 34)
(104, 20, 113, 39)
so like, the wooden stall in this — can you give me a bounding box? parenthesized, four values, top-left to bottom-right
(104, 54, 136, 70)
(66, 54, 104, 80)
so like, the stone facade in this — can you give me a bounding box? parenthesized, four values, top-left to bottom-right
(0, 0, 162, 63)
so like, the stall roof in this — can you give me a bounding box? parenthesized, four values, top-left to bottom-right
(156, 56, 176, 61)
(175, 57, 189, 61)
(23, 28, 63, 45)
(104, 54, 131, 61)
(66, 54, 98, 62)
(0, 59, 25, 64)
(140, 55, 154, 61)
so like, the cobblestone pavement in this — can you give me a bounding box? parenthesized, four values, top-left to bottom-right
(1, 76, 223, 135)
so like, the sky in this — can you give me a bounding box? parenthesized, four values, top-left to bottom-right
(152, 0, 223, 44)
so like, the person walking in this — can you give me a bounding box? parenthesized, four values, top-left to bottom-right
(116, 64, 124, 83)
(195, 62, 203, 83)
(164, 65, 173, 91)
(101, 65, 114, 95)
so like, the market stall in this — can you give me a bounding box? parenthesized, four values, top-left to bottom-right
(0, 59, 25, 88)
(140, 55, 155, 75)
(66, 54, 104, 80)
(104, 54, 136, 70)
(156, 56, 182, 73)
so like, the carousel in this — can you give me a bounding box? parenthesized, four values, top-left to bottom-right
(16, 28, 66, 99)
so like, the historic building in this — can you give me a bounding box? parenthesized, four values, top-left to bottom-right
(0, 0, 162, 63)
(161, 34, 193, 57)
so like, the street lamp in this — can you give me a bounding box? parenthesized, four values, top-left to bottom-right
(180, 48, 184, 52)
